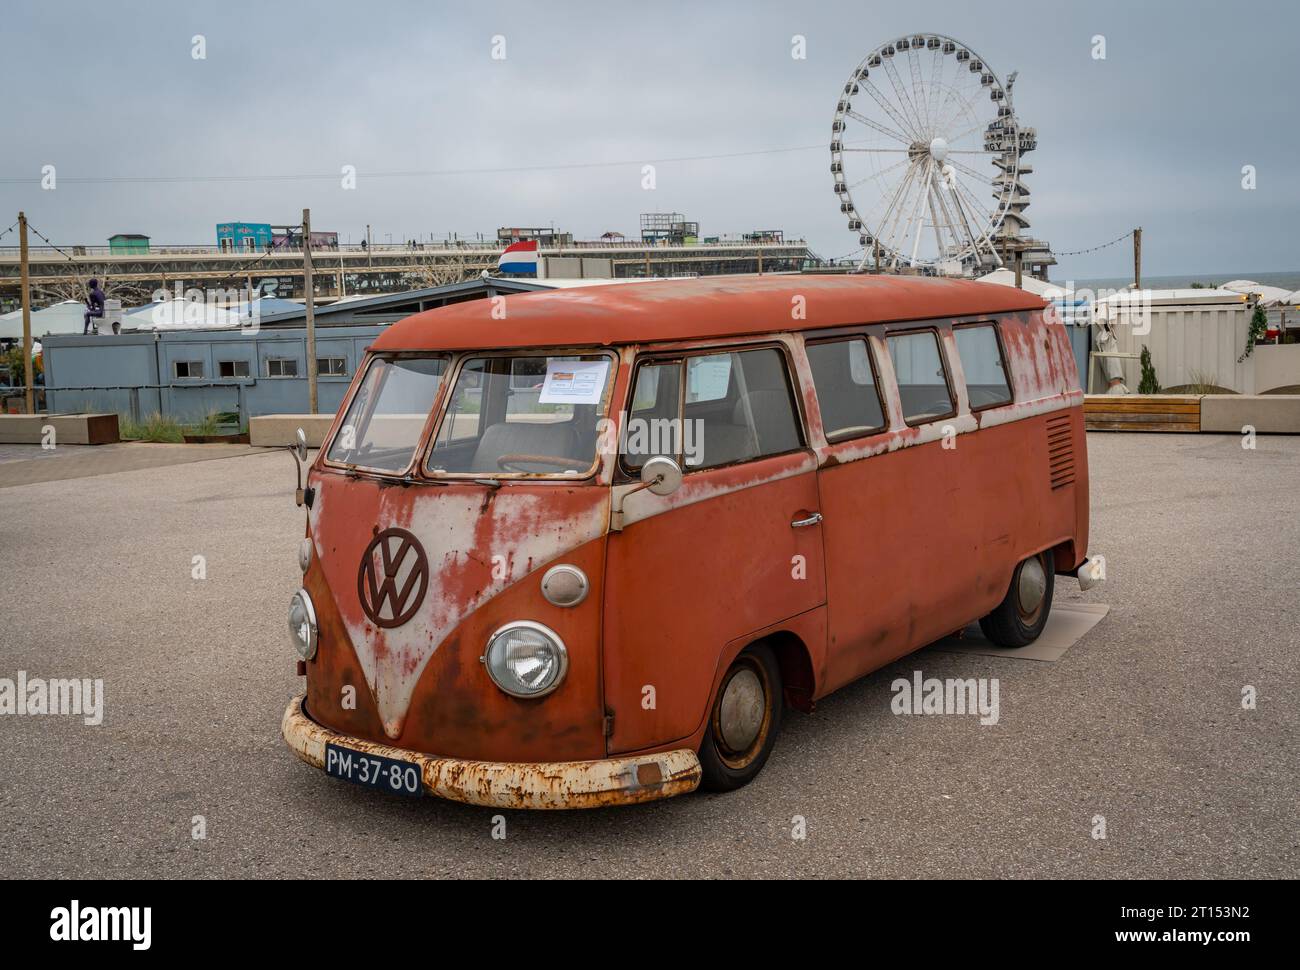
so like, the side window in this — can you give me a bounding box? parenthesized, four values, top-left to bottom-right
(623, 348, 804, 472)
(954, 324, 1013, 409)
(624, 360, 682, 470)
(685, 353, 732, 403)
(806, 338, 886, 439)
(886, 330, 954, 424)
(691, 348, 801, 468)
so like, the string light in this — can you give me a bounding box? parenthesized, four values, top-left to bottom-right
(1049, 231, 1134, 258)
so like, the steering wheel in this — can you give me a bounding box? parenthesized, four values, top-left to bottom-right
(496, 453, 591, 473)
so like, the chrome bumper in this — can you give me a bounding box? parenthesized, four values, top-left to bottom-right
(281, 694, 701, 810)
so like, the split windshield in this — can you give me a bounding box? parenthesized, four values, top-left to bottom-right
(426, 353, 613, 476)
(326, 355, 447, 472)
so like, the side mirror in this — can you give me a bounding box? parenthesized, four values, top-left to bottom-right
(290, 427, 312, 508)
(640, 455, 682, 496)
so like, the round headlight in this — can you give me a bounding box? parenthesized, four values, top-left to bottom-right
(288, 588, 318, 660)
(298, 537, 313, 573)
(483, 621, 568, 698)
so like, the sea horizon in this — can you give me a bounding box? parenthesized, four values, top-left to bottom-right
(1054, 270, 1300, 293)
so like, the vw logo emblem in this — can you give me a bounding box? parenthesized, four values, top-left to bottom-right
(357, 528, 429, 629)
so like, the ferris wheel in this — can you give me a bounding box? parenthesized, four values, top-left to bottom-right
(831, 33, 1021, 273)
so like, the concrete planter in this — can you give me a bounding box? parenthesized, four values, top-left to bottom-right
(181, 432, 250, 444)
(1086, 394, 1300, 433)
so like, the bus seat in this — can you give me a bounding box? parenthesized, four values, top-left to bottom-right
(471, 420, 580, 472)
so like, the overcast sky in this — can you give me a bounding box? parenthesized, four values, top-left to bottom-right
(2, 0, 1296, 279)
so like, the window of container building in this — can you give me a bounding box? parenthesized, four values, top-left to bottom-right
(266, 357, 299, 378)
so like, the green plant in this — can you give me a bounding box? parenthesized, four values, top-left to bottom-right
(1185, 369, 1221, 394)
(2, 346, 27, 386)
(1238, 306, 1269, 362)
(1138, 345, 1161, 394)
(186, 409, 222, 436)
(120, 411, 184, 442)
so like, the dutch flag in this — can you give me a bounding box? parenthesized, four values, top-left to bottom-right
(497, 239, 539, 275)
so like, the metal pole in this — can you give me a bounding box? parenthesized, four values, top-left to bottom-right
(18, 212, 34, 413)
(303, 208, 318, 414)
(1133, 227, 1142, 290)
(1014, 249, 1023, 289)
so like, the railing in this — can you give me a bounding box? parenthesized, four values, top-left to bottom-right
(0, 237, 810, 260)
(39, 382, 251, 423)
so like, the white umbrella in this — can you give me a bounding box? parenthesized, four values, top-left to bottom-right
(1220, 280, 1292, 306)
(975, 268, 1081, 300)
(126, 298, 245, 330)
(0, 300, 91, 340)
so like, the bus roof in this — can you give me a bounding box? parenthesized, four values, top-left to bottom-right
(371, 273, 1048, 352)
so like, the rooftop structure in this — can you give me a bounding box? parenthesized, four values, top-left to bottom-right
(640, 213, 699, 245)
(108, 233, 150, 255)
(0, 236, 811, 313)
(497, 227, 574, 247)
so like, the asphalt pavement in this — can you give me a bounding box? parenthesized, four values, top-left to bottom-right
(0, 433, 1295, 878)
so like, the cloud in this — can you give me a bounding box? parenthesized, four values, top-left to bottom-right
(1, 0, 1295, 278)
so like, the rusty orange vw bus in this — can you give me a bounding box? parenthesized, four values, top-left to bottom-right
(282, 274, 1098, 808)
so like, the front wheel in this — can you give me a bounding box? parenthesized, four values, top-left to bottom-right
(979, 552, 1055, 647)
(698, 643, 783, 792)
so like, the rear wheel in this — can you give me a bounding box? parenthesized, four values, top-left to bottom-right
(979, 552, 1055, 647)
(698, 644, 783, 792)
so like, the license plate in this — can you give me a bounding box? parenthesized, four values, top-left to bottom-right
(325, 743, 423, 796)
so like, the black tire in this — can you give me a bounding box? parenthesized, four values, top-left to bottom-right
(698, 643, 783, 792)
(979, 552, 1055, 648)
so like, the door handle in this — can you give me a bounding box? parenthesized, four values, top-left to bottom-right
(791, 512, 823, 528)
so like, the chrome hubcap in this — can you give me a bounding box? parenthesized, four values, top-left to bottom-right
(718, 668, 765, 753)
(1017, 556, 1047, 614)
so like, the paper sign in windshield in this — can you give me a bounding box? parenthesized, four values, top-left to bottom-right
(539, 359, 609, 404)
